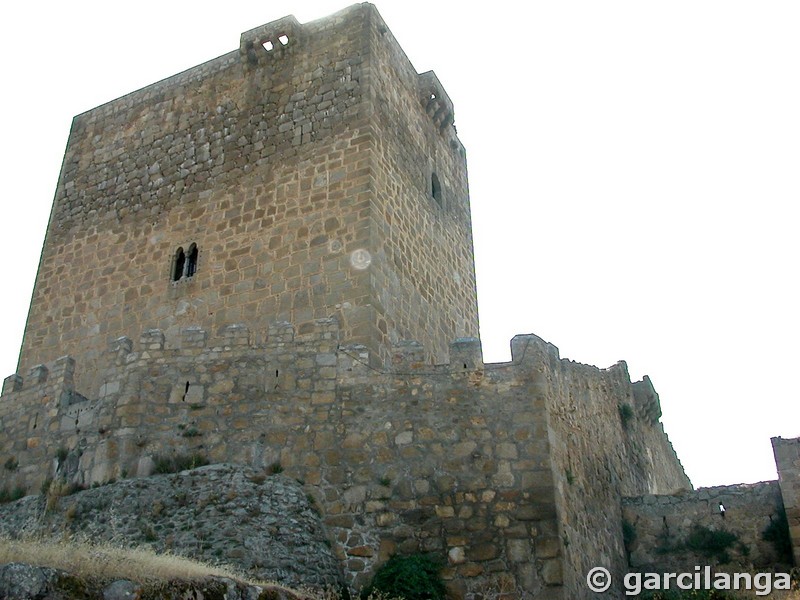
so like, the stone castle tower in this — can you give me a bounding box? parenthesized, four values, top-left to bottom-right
(16, 3, 478, 395)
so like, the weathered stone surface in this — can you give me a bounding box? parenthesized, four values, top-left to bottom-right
(0, 564, 59, 600)
(0, 563, 301, 600)
(773, 436, 800, 566)
(0, 465, 343, 589)
(623, 480, 788, 570)
(102, 579, 141, 600)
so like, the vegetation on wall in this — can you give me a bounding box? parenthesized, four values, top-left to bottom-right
(619, 403, 635, 428)
(762, 508, 793, 563)
(623, 519, 637, 556)
(152, 453, 209, 474)
(360, 554, 446, 600)
(0, 486, 26, 504)
(684, 527, 739, 563)
(657, 526, 740, 564)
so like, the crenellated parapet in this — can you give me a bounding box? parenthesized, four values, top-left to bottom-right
(418, 71, 455, 134)
(239, 14, 304, 67)
(631, 375, 662, 425)
(0, 355, 81, 403)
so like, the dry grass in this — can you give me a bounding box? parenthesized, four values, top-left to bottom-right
(0, 534, 256, 585)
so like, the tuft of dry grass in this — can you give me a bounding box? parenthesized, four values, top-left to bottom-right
(0, 534, 255, 584)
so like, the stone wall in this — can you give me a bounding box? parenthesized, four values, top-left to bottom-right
(2, 321, 557, 595)
(773, 436, 800, 565)
(515, 335, 691, 598)
(366, 10, 479, 364)
(622, 482, 788, 570)
(16, 3, 478, 397)
(1, 319, 691, 598)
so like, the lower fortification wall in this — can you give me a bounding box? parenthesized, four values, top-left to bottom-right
(0, 320, 692, 598)
(622, 482, 789, 570)
(772, 436, 800, 566)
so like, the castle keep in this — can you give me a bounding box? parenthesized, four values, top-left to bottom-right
(16, 3, 478, 397)
(1, 4, 797, 598)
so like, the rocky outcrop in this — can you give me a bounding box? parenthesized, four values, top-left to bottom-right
(0, 562, 305, 600)
(0, 464, 343, 590)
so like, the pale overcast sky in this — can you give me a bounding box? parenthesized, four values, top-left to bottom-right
(0, 1, 797, 488)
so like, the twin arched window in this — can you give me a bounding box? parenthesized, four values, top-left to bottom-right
(172, 244, 198, 282)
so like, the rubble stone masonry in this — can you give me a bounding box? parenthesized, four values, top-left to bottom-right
(1, 319, 690, 597)
(773, 437, 800, 565)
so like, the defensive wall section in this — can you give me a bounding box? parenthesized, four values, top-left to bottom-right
(773, 437, 800, 565)
(1, 320, 690, 597)
(543, 356, 692, 596)
(623, 482, 788, 570)
(619, 437, 800, 579)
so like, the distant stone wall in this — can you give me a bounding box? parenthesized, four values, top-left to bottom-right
(622, 481, 788, 570)
(773, 436, 800, 565)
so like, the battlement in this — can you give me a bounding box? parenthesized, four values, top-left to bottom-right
(418, 71, 455, 134)
(2, 355, 77, 396)
(4, 321, 487, 400)
(240, 15, 303, 66)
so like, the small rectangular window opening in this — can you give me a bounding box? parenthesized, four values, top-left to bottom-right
(431, 172, 443, 206)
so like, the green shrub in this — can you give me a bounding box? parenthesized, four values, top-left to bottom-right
(4, 456, 18, 471)
(565, 468, 576, 485)
(269, 462, 284, 474)
(618, 403, 635, 427)
(361, 554, 446, 600)
(684, 526, 738, 563)
(0, 486, 26, 503)
(622, 520, 637, 552)
(762, 508, 792, 562)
